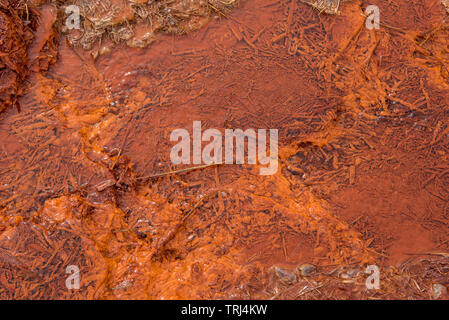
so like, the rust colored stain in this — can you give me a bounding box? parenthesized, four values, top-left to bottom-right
(0, 0, 448, 299)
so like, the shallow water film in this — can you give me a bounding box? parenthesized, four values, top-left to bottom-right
(0, 0, 448, 300)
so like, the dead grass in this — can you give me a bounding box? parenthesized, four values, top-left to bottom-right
(442, 0, 449, 13)
(302, 0, 342, 15)
(50, 0, 239, 50)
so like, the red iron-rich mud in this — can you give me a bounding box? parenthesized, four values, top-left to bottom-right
(0, 0, 448, 299)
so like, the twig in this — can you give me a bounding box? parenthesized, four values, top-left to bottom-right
(150, 190, 219, 259)
(138, 163, 221, 182)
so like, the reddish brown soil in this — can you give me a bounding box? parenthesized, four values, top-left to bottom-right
(0, 0, 37, 113)
(0, 0, 448, 299)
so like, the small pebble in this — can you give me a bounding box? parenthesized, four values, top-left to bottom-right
(274, 267, 297, 284)
(340, 269, 359, 279)
(432, 284, 447, 300)
(298, 264, 317, 277)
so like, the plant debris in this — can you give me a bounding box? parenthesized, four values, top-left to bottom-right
(0, 0, 36, 113)
(302, 0, 342, 15)
(49, 0, 240, 50)
(0, 0, 449, 300)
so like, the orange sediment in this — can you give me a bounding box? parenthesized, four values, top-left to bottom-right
(0, 0, 448, 299)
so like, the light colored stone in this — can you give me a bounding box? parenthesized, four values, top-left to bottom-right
(274, 267, 297, 284)
(432, 283, 447, 300)
(298, 264, 317, 277)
